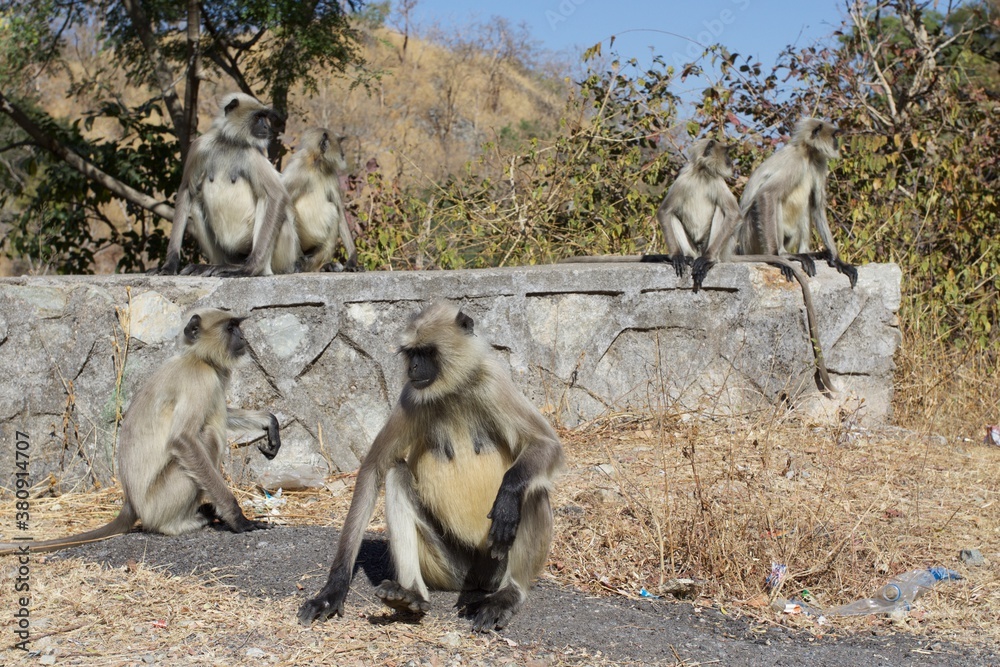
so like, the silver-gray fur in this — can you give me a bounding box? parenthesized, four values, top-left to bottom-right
(282, 128, 358, 272)
(298, 302, 563, 632)
(657, 138, 741, 276)
(558, 138, 741, 276)
(738, 117, 857, 287)
(0, 309, 281, 555)
(158, 93, 299, 276)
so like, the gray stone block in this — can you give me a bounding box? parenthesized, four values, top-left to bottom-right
(0, 262, 901, 490)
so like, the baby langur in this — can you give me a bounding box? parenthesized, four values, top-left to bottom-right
(158, 93, 299, 276)
(0, 309, 280, 555)
(298, 302, 563, 632)
(738, 117, 857, 287)
(283, 128, 358, 272)
(558, 139, 739, 275)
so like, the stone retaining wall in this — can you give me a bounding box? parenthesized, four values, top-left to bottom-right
(0, 262, 901, 490)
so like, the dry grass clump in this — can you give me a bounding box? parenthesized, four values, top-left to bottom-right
(893, 331, 999, 437)
(550, 413, 998, 640)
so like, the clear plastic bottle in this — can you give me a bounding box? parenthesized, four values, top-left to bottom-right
(825, 567, 962, 617)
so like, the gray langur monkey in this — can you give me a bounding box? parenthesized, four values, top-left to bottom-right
(157, 93, 299, 277)
(657, 138, 740, 276)
(0, 309, 280, 555)
(738, 117, 857, 287)
(282, 128, 359, 272)
(558, 138, 739, 275)
(298, 302, 563, 632)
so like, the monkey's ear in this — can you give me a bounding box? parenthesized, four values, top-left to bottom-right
(224, 98, 239, 115)
(184, 314, 202, 343)
(811, 124, 822, 138)
(455, 311, 475, 335)
(320, 132, 330, 152)
(704, 139, 716, 155)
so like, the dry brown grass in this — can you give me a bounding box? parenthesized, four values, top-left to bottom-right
(551, 414, 998, 638)
(288, 26, 564, 187)
(0, 555, 620, 666)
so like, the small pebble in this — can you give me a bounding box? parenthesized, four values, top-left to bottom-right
(960, 549, 985, 567)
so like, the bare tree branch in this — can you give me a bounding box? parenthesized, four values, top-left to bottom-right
(0, 90, 174, 221)
(200, 5, 255, 95)
(851, 1, 900, 121)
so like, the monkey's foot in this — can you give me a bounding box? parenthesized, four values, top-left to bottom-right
(148, 264, 178, 276)
(180, 263, 250, 277)
(691, 257, 715, 292)
(790, 253, 817, 277)
(466, 586, 524, 632)
(374, 580, 430, 614)
(197, 503, 222, 524)
(319, 261, 345, 272)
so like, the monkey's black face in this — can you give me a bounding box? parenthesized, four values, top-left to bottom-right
(227, 318, 249, 357)
(405, 346, 439, 389)
(251, 111, 275, 141)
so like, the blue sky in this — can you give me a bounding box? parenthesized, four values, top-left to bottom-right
(410, 1, 847, 71)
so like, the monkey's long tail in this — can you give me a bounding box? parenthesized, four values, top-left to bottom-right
(559, 254, 645, 263)
(734, 255, 837, 397)
(0, 501, 138, 556)
(559, 254, 683, 264)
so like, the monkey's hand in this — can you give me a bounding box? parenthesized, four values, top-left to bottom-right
(257, 414, 282, 460)
(486, 488, 521, 559)
(671, 253, 692, 278)
(298, 570, 351, 625)
(769, 262, 796, 282)
(230, 513, 272, 533)
(790, 253, 817, 277)
(691, 257, 715, 292)
(829, 258, 858, 288)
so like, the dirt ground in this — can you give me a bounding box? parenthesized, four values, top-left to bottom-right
(14, 526, 987, 666)
(4, 418, 1000, 666)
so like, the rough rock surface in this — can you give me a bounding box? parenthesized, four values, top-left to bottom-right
(0, 263, 900, 489)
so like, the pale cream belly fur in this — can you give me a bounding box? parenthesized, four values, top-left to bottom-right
(411, 439, 508, 550)
(781, 176, 812, 251)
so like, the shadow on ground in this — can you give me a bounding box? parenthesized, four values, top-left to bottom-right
(55, 526, 996, 667)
